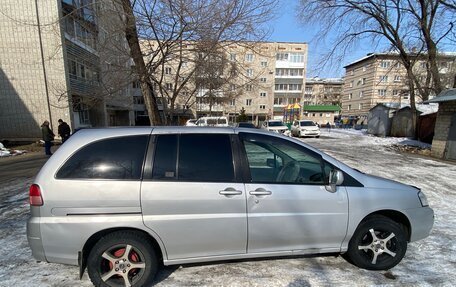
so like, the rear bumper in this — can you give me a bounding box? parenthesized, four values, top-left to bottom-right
(405, 207, 434, 242)
(27, 216, 47, 262)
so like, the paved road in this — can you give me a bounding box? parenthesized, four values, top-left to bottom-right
(0, 153, 48, 183)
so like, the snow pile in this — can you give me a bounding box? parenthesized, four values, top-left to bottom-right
(0, 142, 27, 157)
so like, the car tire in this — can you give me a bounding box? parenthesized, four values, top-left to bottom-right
(298, 131, 302, 138)
(87, 231, 158, 287)
(345, 215, 407, 270)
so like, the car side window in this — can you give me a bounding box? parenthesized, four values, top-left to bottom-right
(56, 135, 148, 180)
(152, 135, 178, 180)
(240, 133, 325, 184)
(179, 134, 234, 182)
(151, 134, 235, 182)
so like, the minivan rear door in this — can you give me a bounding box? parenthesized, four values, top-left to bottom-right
(141, 132, 247, 260)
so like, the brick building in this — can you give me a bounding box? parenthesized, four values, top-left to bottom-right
(426, 89, 456, 160)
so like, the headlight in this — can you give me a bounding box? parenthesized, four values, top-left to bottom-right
(418, 191, 429, 207)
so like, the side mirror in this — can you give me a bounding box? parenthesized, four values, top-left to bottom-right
(266, 158, 276, 168)
(325, 169, 344, 193)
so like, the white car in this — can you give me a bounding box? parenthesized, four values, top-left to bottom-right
(261, 120, 288, 133)
(196, 116, 229, 127)
(291, 120, 321, 138)
(185, 119, 197, 126)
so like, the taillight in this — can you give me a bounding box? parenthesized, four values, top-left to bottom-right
(29, 184, 43, 206)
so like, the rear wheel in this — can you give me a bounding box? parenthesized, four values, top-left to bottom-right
(87, 231, 157, 287)
(345, 215, 407, 270)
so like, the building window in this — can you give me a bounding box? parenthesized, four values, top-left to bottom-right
(289, 53, 304, 63)
(362, 78, 367, 85)
(380, 61, 390, 68)
(230, 84, 236, 91)
(349, 81, 353, 88)
(348, 93, 352, 99)
(246, 54, 254, 62)
(260, 92, 267, 97)
(359, 103, 363, 110)
(363, 66, 367, 72)
(379, 75, 388, 82)
(230, 99, 235, 106)
(274, 97, 283, 105)
(326, 113, 331, 117)
(165, 67, 172, 75)
(261, 61, 267, 67)
(392, 90, 399, 96)
(132, 80, 140, 89)
(275, 84, 288, 91)
(230, 53, 236, 61)
(359, 91, 364, 97)
(245, 84, 252, 91)
(288, 84, 302, 91)
(347, 104, 351, 111)
(350, 70, 354, 75)
(246, 99, 252, 106)
(247, 69, 253, 77)
(133, 96, 145, 105)
(276, 53, 288, 61)
(68, 59, 77, 79)
(166, 83, 173, 90)
(305, 87, 312, 93)
(394, 75, 401, 82)
(260, 77, 267, 83)
(378, 89, 387, 96)
(259, 105, 266, 110)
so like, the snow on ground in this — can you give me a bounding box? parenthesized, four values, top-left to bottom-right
(0, 130, 455, 287)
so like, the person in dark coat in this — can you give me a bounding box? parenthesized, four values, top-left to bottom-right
(58, 119, 71, 143)
(41, 120, 55, 156)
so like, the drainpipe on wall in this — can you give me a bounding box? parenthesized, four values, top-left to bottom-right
(35, 0, 53, 129)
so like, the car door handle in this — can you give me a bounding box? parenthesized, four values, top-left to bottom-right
(249, 189, 272, 196)
(219, 188, 243, 196)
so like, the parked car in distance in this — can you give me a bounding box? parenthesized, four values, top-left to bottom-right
(261, 119, 288, 133)
(185, 119, 197, 126)
(196, 116, 229, 127)
(27, 127, 434, 287)
(235, 122, 257, 128)
(291, 120, 321, 138)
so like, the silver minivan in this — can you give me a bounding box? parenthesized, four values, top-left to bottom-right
(27, 127, 434, 287)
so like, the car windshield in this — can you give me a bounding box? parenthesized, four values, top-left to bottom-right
(268, 121, 284, 127)
(300, 121, 315, 127)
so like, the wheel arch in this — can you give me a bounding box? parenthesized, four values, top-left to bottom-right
(361, 210, 411, 241)
(79, 227, 165, 279)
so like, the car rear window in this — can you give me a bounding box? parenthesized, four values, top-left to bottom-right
(56, 135, 148, 180)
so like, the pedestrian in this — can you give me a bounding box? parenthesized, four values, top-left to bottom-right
(58, 119, 71, 143)
(41, 120, 54, 156)
(326, 122, 331, 133)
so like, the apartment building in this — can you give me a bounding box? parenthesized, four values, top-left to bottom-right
(304, 77, 343, 106)
(136, 41, 308, 125)
(341, 52, 456, 117)
(0, 0, 133, 140)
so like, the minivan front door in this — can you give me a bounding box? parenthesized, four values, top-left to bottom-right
(239, 133, 348, 254)
(141, 133, 247, 260)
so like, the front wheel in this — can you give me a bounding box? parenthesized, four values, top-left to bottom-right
(345, 215, 407, 270)
(87, 231, 158, 287)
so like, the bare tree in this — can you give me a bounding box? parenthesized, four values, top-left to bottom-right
(130, 0, 277, 124)
(297, 0, 455, 135)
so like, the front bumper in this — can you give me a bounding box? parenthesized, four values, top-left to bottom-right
(301, 130, 320, 136)
(405, 206, 434, 242)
